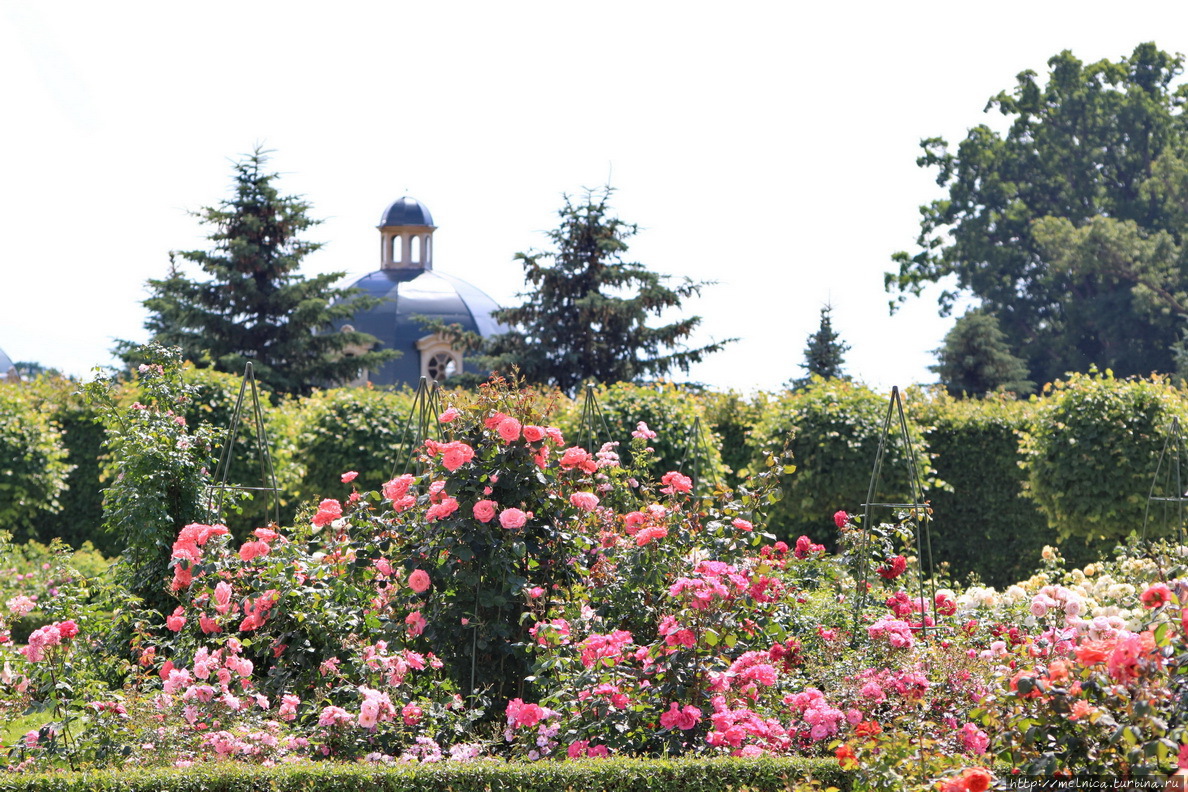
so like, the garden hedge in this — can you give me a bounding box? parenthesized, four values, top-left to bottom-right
(288, 385, 417, 509)
(0, 384, 71, 542)
(18, 377, 110, 554)
(0, 756, 848, 792)
(1021, 370, 1188, 545)
(911, 390, 1095, 587)
(746, 377, 934, 547)
(14, 367, 1188, 587)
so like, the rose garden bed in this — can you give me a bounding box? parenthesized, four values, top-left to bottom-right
(3, 373, 1188, 791)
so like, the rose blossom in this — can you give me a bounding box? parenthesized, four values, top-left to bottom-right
(408, 569, 431, 593)
(473, 499, 497, 523)
(499, 508, 528, 530)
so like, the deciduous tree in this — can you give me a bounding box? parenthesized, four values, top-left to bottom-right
(887, 43, 1188, 385)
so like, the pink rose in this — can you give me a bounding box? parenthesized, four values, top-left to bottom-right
(497, 417, 522, 443)
(570, 492, 600, 511)
(441, 441, 475, 472)
(499, 508, 528, 530)
(523, 425, 546, 442)
(732, 518, 753, 531)
(439, 407, 461, 423)
(426, 497, 460, 521)
(166, 606, 186, 632)
(473, 499, 497, 523)
(341, 471, 358, 483)
(408, 569, 431, 593)
(660, 471, 693, 494)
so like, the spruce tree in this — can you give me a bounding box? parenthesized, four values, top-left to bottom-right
(479, 187, 732, 394)
(931, 308, 1035, 397)
(788, 304, 849, 389)
(121, 147, 397, 395)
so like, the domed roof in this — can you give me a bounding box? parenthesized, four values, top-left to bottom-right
(378, 196, 434, 228)
(341, 269, 505, 386)
(0, 347, 14, 376)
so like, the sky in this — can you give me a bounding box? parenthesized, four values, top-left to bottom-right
(4, 2, 1188, 394)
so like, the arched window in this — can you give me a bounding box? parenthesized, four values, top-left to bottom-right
(410, 235, 421, 265)
(426, 351, 458, 381)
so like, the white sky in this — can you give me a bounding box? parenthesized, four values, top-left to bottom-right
(3, 1, 1187, 394)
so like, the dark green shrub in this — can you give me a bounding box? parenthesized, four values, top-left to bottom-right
(290, 385, 417, 506)
(702, 389, 766, 487)
(747, 377, 934, 545)
(912, 390, 1096, 587)
(0, 384, 71, 540)
(1021, 370, 1188, 544)
(21, 376, 112, 554)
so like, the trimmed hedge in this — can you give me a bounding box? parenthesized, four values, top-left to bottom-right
(0, 756, 848, 792)
(1021, 371, 1188, 545)
(18, 376, 110, 554)
(288, 386, 417, 508)
(912, 390, 1097, 587)
(0, 384, 71, 541)
(747, 378, 934, 546)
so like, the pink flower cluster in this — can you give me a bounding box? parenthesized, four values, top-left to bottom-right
(578, 630, 634, 668)
(707, 696, 790, 753)
(659, 471, 693, 495)
(311, 499, 342, 528)
(358, 685, 396, 728)
(382, 474, 416, 512)
(170, 522, 229, 590)
(505, 697, 546, 728)
(425, 439, 476, 472)
(669, 561, 748, 610)
(792, 535, 825, 559)
(559, 446, 597, 474)
(867, 617, 916, 649)
(21, 619, 78, 662)
(787, 688, 848, 742)
(659, 701, 702, 730)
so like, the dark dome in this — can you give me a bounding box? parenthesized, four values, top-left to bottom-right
(378, 197, 434, 228)
(341, 269, 505, 386)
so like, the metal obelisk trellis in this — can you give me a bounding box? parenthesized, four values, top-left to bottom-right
(206, 362, 281, 526)
(676, 415, 719, 493)
(390, 376, 445, 478)
(852, 386, 936, 635)
(576, 383, 613, 453)
(1142, 416, 1188, 547)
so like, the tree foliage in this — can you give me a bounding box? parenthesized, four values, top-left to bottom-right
(123, 147, 397, 396)
(479, 187, 732, 395)
(791, 304, 849, 387)
(931, 309, 1034, 397)
(887, 43, 1188, 385)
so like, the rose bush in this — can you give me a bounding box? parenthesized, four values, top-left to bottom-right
(12, 377, 1188, 790)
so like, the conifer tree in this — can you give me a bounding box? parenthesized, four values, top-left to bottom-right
(788, 304, 849, 389)
(802, 304, 849, 380)
(931, 308, 1035, 397)
(478, 187, 731, 394)
(121, 147, 397, 395)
